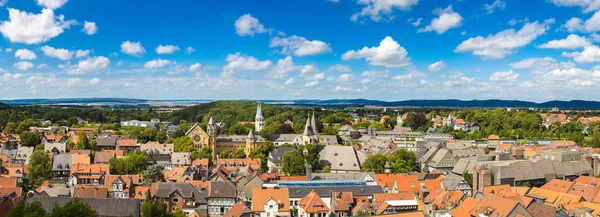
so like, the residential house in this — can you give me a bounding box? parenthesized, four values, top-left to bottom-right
(141, 143, 174, 155)
(208, 181, 237, 216)
(68, 164, 110, 187)
(251, 187, 291, 217)
(94, 151, 117, 164)
(95, 137, 117, 150)
(118, 139, 139, 154)
(330, 192, 353, 217)
(372, 192, 419, 215)
(104, 175, 141, 199)
(267, 147, 295, 173)
(73, 185, 108, 198)
(216, 158, 261, 173)
(154, 182, 208, 216)
(14, 146, 33, 164)
(224, 202, 253, 217)
(298, 190, 330, 217)
(44, 143, 67, 155)
(317, 146, 361, 173)
(170, 152, 191, 169)
(469, 194, 532, 217)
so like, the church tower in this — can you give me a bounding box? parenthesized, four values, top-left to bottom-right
(245, 129, 256, 156)
(255, 104, 264, 132)
(206, 116, 218, 160)
(311, 110, 319, 136)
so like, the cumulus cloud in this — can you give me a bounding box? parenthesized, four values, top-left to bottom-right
(407, 18, 422, 26)
(235, 14, 268, 36)
(120, 41, 145, 56)
(342, 36, 411, 68)
(484, 0, 506, 14)
(189, 63, 202, 72)
(68, 56, 110, 75)
(144, 59, 173, 69)
(269, 35, 332, 56)
(561, 11, 600, 32)
(445, 76, 474, 87)
(300, 65, 325, 81)
(361, 69, 390, 78)
(418, 5, 462, 34)
(510, 57, 576, 75)
(83, 21, 97, 35)
(428, 61, 447, 72)
(89, 77, 101, 85)
(14, 61, 33, 70)
(561, 17, 584, 32)
(36, 0, 68, 9)
(155, 45, 180, 54)
(327, 64, 352, 73)
(548, 0, 600, 13)
(221, 52, 272, 77)
(285, 78, 294, 85)
(334, 85, 353, 92)
(185, 47, 196, 54)
(305, 81, 319, 87)
(455, 21, 551, 59)
(75, 49, 91, 58)
(0, 8, 76, 44)
(392, 73, 414, 81)
(14, 49, 37, 60)
(268, 56, 299, 79)
(562, 45, 600, 63)
(537, 34, 591, 49)
(40, 45, 73, 60)
(351, 0, 419, 22)
(337, 74, 356, 82)
(489, 70, 519, 81)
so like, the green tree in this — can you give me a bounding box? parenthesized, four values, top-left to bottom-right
(3, 122, 17, 134)
(389, 149, 416, 173)
(353, 210, 370, 216)
(66, 139, 75, 150)
(50, 199, 97, 217)
(20, 131, 42, 147)
(66, 117, 78, 127)
(361, 154, 387, 173)
(156, 131, 168, 144)
(169, 209, 186, 217)
(463, 172, 473, 188)
(173, 137, 195, 152)
(322, 165, 330, 173)
(74, 131, 89, 150)
(191, 146, 212, 161)
(28, 149, 52, 186)
(142, 165, 165, 186)
(141, 190, 169, 217)
(7, 201, 47, 217)
(403, 112, 428, 131)
(302, 144, 319, 170)
(281, 149, 306, 175)
(110, 149, 148, 175)
(588, 134, 600, 148)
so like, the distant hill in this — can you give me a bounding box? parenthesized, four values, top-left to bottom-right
(0, 102, 9, 109)
(3, 97, 600, 109)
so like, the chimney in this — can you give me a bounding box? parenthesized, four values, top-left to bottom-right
(306, 164, 312, 180)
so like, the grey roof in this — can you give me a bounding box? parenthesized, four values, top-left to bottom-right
(155, 182, 207, 204)
(287, 185, 384, 198)
(446, 141, 474, 150)
(146, 154, 171, 164)
(52, 154, 73, 171)
(217, 135, 265, 143)
(141, 143, 174, 155)
(339, 125, 355, 132)
(268, 147, 296, 163)
(268, 134, 303, 142)
(320, 135, 339, 146)
(26, 196, 141, 217)
(16, 146, 34, 163)
(309, 172, 374, 181)
(209, 181, 236, 198)
(441, 173, 464, 190)
(44, 143, 66, 153)
(95, 137, 117, 147)
(37, 184, 71, 197)
(1, 149, 17, 161)
(318, 146, 360, 171)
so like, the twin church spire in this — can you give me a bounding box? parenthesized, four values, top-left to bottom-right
(255, 104, 264, 132)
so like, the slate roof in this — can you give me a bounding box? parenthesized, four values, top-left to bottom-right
(171, 152, 191, 165)
(268, 146, 296, 164)
(95, 137, 117, 147)
(155, 182, 207, 204)
(15, 146, 34, 163)
(318, 145, 361, 171)
(26, 196, 141, 217)
(94, 152, 116, 164)
(309, 172, 374, 181)
(269, 134, 302, 142)
(52, 154, 72, 171)
(44, 143, 67, 153)
(287, 185, 384, 198)
(209, 181, 236, 198)
(140, 143, 174, 155)
(217, 135, 265, 143)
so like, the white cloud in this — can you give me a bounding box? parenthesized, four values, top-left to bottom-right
(428, 61, 447, 72)
(418, 5, 462, 34)
(285, 78, 294, 85)
(270, 35, 332, 56)
(68, 56, 110, 75)
(455, 21, 551, 59)
(185, 47, 196, 54)
(334, 85, 353, 92)
(155, 45, 180, 54)
(14, 61, 33, 70)
(235, 14, 268, 36)
(89, 77, 101, 85)
(0, 8, 75, 44)
(562, 11, 600, 32)
(562, 45, 600, 63)
(305, 81, 319, 87)
(351, 0, 419, 22)
(120, 41, 145, 56)
(484, 0, 506, 14)
(361, 69, 390, 78)
(342, 36, 411, 68)
(407, 18, 422, 26)
(537, 34, 591, 49)
(489, 70, 519, 81)
(360, 79, 372, 84)
(338, 74, 355, 82)
(582, 10, 600, 32)
(37, 64, 47, 69)
(14, 49, 36, 60)
(189, 63, 202, 72)
(4, 48, 12, 52)
(510, 57, 576, 74)
(83, 21, 97, 35)
(36, 0, 68, 9)
(548, 0, 600, 13)
(268, 56, 299, 79)
(327, 64, 352, 73)
(40, 45, 73, 60)
(3, 72, 22, 80)
(444, 76, 474, 87)
(144, 59, 173, 69)
(300, 65, 325, 81)
(75, 49, 91, 58)
(221, 52, 272, 77)
(562, 17, 584, 32)
(392, 74, 414, 81)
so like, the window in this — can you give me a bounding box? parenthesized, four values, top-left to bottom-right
(269, 205, 273, 209)
(172, 198, 179, 203)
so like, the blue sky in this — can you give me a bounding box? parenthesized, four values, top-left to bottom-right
(0, 0, 598, 101)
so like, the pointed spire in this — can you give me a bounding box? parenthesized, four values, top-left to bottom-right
(311, 110, 318, 136)
(208, 116, 214, 125)
(303, 114, 313, 136)
(255, 103, 264, 119)
(248, 129, 254, 139)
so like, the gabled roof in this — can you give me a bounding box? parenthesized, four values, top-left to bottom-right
(540, 179, 573, 193)
(224, 201, 252, 217)
(469, 194, 523, 217)
(118, 139, 138, 147)
(209, 181, 236, 198)
(449, 197, 478, 217)
(299, 190, 329, 213)
(251, 187, 290, 212)
(331, 192, 353, 211)
(155, 182, 207, 204)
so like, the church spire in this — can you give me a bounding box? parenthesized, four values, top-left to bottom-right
(208, 116, 214, 125)
(247, 129, 254, 139)
(303, 114, 313, 136)
(255, 103, 264, 132)
(255, 104, 264, 119)
(311, 110, 318, 136)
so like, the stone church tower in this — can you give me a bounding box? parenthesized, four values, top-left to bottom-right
(473, 164, 492, 193)
(206, 116, 218, 160)
(255, 104, 264, 132)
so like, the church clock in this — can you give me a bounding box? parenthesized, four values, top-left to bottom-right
(193, 135, 201, 142)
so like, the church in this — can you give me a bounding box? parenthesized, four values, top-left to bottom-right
(185, 104, 266, 161)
